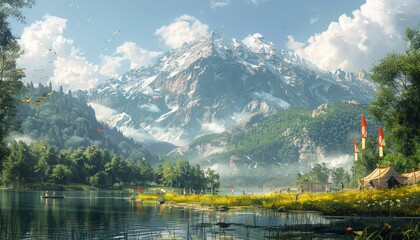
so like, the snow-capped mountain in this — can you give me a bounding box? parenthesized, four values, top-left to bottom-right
(89, 32, 376, 147)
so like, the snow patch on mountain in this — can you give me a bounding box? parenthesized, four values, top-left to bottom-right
(201, 122, 226, 134)
(242, 33, 275, 55)
(156, 105, 179, 123)
(139, 103, 161, 113)
(252, 91, 291, 109)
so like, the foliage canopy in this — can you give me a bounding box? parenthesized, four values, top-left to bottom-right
(368, 27, 420, 169)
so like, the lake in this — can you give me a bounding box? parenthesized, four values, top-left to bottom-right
(0, 190, 394, 239)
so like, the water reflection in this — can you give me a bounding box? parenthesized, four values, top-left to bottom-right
(3, 190, 406, 239)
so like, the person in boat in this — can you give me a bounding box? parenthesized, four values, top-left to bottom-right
(45, 191, 49, 197)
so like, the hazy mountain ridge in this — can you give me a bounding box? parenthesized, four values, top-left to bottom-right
(89, 31, 377, 147)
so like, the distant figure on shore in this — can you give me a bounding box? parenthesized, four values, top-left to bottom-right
(340, 182, 344, 191)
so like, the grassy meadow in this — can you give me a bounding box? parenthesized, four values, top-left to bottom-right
(134, 184, 420, 216)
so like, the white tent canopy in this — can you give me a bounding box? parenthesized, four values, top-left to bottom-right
(402, 170, 420, 184)
(361, 166, 408, 189)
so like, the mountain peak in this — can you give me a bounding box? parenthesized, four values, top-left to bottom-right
(90, 30, 377, 146)
(242, 33, 276, 55)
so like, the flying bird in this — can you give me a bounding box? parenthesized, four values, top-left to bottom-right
(85, 15, 94, 24)
(38, 92, 52, 99)
(111, 30, 121, 36)
(20, 97, 32, 103)
(107, 117, 115, 124)
(31, 92, 53, 106)
(16, 68, 26, 78)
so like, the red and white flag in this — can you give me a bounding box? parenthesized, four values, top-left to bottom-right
(378, 125, 385, 157)
(354, 138, 359, 161)
(361, 114, 367, 149)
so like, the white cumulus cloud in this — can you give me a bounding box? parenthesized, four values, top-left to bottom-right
(286, 35, 305, 51)
(100, 42, 162, 77)
(116, 41, 162, 69)
(18, 15, 101, 90)
(211, 0, 230, 9)
(155, 15, 209, 49)
(18, 15, 161, 90)
(287, 0, 420, 72)
(247, 0, 269, 6)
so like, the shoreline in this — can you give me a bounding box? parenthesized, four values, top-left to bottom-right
(134, 184, 420, 217)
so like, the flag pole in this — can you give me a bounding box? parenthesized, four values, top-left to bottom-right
(378, 124, 385, 189)
(378, 158, 381, 189)
(354, 157, 357, 189)
(353, 138, 359, 189)
(361, 149, 365, 189)
(361, 114, 367, 191)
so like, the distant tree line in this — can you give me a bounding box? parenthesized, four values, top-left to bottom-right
(1, 141, 220, 192)
(154, 160, 220, 194)
(296, 162, 351, 187)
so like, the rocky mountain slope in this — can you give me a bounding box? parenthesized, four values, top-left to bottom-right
(89, 32, 376, 148)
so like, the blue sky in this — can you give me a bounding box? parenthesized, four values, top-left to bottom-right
(10, 0, 420, 90)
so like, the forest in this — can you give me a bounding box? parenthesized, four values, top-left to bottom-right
(2, 140, 220, 192)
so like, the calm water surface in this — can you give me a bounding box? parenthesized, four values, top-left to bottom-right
(0, 190, 345, 239)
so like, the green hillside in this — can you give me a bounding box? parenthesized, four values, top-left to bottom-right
(15, 83, 157, 163)
(173, 101, 375, 167)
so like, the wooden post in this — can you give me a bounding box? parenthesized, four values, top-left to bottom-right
(361, 149, 365, 190)
(378, 161, 381, 190)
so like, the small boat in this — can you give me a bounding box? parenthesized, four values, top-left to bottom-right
(215, 222, 231, 228)
(41, 195, 65, 199)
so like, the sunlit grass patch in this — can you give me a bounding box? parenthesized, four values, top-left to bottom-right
(135, 184, 420, 216)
